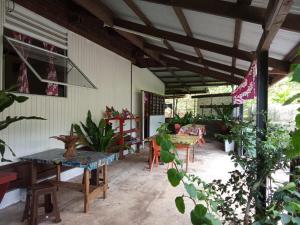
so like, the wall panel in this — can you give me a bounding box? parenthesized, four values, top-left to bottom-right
(0, 30, 164, 162)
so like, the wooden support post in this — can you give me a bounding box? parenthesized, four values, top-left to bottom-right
(102, 165, 108, 199)
(256, 50, 269, 215)
(83, 169, 90, 213)
(30, 162, 37, 186)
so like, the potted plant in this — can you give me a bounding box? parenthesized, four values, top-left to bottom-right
(51, 135, 79, 158)
(73, 110, 115, 152)
(73, 110, 115, 185)
(0, 89, 44, 203)
(213, 104, 236, 152)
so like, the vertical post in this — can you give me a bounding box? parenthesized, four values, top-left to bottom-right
(239, 104, 243, 121)
(0, 0, 5, 88)
(256, 50, 269, 215)
(172, 96, 175, 117)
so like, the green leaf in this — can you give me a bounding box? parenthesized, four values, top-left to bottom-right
(167, 168, 183, 187)
(205, 213, 222, 225)
(285, 202, 300, 213)
(296, 114, 300, 128)
(280, 182, 296, 191)
(160, 150, 175, 163)
(292, 130, 300, 155)
(14, 96, 28, 103)
(184, 183, 197, 199)
(291, 64, 300, 83)
(292, 217, 300, 225)
(160, 138, 172, 151)
(197, 191, 206, 201)
(175, 196, 185, 214)
(284, 93, 300, 105)
(156, 135, 163, 145)
(190, 204, 208, 225)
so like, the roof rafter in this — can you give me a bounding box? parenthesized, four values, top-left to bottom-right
(160, 55, 243, 84)
(257, 0, 294, 51)
(123, 0, 187, 87)
(142, 0, 300, 33)
(231, 0, 250, 77)
(144, 43, 247, 76)
(114, 19, 290, 72)
(173, 6, 205, 64)
(73, 0, 162, 66)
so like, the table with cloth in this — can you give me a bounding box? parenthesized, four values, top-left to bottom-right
(21, 149, 117, 213)
(178, 124, 206, 144)
(147, 135, 198, 172)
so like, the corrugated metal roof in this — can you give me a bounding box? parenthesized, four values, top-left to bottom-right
(101, 0, 300, 92)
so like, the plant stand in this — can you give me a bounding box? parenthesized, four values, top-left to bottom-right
(105, 116, 141, 159)
(0, 172, 17, 204)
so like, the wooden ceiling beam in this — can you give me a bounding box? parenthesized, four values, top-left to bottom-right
(160, 55, 243, 84)
(173, 6, 206, 64)
(166, 82, 230, 88)
(257, 0, 294, 51)
(73, 0, 164, 65)
(158, 75, 207, 79)
(142, 0, 300, 33)
(123, 0, 186, 87)
(231, 0, 249, 76)
(144, 43, 247, 76)
(114, 19, 290, 72)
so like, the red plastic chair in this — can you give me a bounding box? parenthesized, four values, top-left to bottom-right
(150, 139, 161, 172)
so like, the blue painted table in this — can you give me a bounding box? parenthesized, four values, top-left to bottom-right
(21, 149, 118, 213)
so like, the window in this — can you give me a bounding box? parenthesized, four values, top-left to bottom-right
(3, 4, 96, 97)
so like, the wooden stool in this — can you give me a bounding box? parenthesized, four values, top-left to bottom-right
(22, 181, 61, 225)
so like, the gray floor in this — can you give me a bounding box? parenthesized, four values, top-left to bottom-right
(0, 141, 235, 225)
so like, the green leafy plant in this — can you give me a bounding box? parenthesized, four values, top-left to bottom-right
(0, 89, 45, 162)
(155, 48, 300, 225)
(73, 110, 115, 152)
(156, 123, 299, 225)
(168, 112, 194, 130)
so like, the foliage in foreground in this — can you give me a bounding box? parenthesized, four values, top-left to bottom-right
(0, 89, 45, 162)
(156, 123, 300, 225)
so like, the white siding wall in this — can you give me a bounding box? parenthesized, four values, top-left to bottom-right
(0, 30, 164, 162)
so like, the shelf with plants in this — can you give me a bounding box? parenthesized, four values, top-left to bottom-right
(104, 108, 141, 159)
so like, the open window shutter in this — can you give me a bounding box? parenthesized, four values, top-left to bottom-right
(5, 3, 68, 50)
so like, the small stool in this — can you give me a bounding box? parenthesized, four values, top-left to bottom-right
(22, 181, 61, 225)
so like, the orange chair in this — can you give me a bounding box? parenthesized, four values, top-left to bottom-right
(150, 139, 161, 172)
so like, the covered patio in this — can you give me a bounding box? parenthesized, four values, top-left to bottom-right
(0, 0, 300, 225)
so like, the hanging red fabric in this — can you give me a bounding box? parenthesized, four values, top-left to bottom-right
(43, 43, 59, 96)
(12, 32, 32, 94)
(231, 60, 257, 104)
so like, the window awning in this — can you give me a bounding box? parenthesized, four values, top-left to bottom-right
(5, 36, 97, 89)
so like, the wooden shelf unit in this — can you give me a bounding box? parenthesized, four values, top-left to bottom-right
(105, 116, 141, 159)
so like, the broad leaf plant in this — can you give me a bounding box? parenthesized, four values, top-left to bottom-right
(0, 89, 45, 162)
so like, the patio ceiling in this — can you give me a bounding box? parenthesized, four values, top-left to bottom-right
(15, 0, 300, 95)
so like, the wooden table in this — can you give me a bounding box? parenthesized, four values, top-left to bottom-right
(21, 149, 117, 213)
(147, 135, 198, 172)
(170, 135, 198, 172)
(178, 124, 206, 144)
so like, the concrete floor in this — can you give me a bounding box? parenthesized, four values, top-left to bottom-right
(0, 141, 235, 225)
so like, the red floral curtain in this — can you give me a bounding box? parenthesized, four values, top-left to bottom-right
(231, 60, 257, 105)
(43, 43, 59, 96)
(12, 32, 32, 93)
